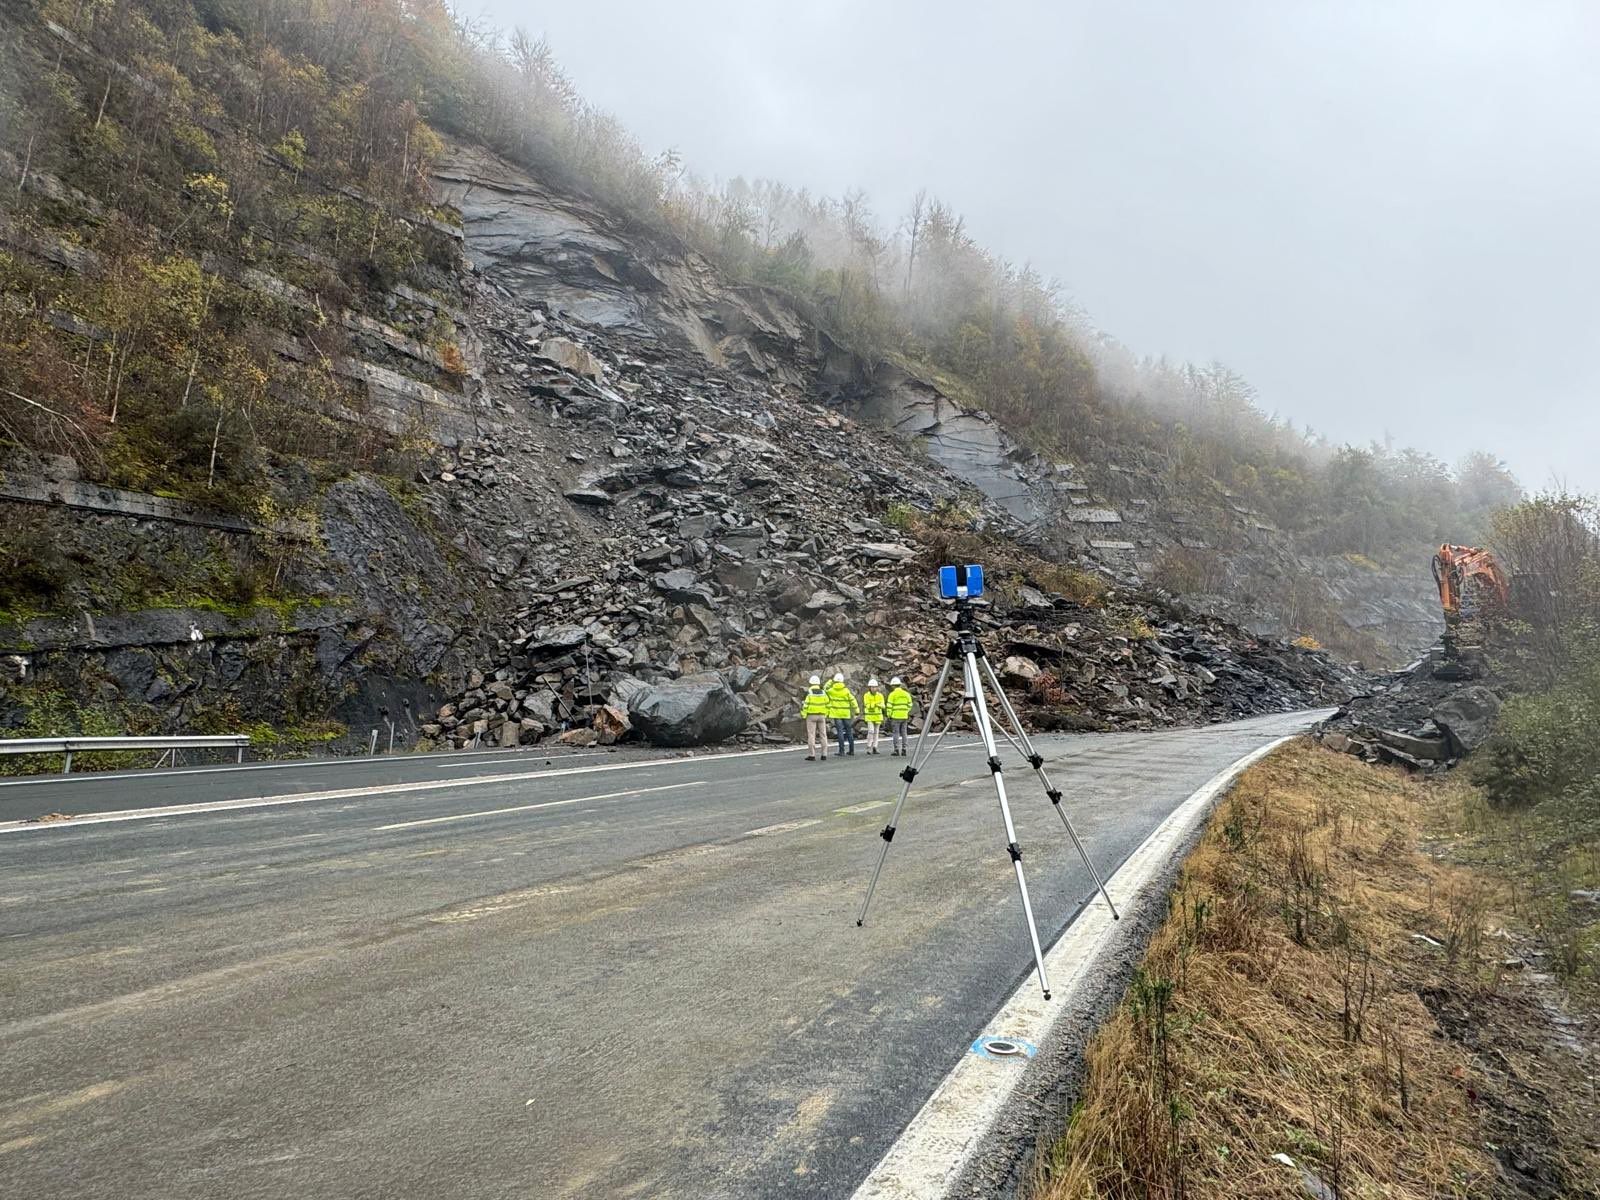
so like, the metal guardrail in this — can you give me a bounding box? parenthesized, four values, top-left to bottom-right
(0, 735, 250, 774)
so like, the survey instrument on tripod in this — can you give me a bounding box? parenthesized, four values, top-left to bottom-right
(855, 564, 1118, 999)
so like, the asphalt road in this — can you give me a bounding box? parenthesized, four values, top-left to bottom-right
(0, 712, 1319, 1199)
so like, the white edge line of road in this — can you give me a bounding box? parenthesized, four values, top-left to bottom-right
(0, 744, 813, 834)
(849, 733, 1300, 1200)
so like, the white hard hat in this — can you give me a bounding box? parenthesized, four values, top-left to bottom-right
(890, 676, 902, 685)
(833, 672, 845, 683)
(809, 674, 821, 686)
(868, 678, 880, 687)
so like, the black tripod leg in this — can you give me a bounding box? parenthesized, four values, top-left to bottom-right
(980, 656, 1119, 921)
(857, 658, 953, 927)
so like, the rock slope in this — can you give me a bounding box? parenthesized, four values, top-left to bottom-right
(432, 145, 1439, 665)
(1, 123, 1369, 754)
(410, 281, 1361, 750)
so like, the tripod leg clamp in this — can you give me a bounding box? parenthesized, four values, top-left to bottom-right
(1047, 788, 1063, 806)
(987, 756, 1003, 774)
(879, 825, 896, 843)
(899, 765, 918, 783)
(1027, 753, 1045, 770)
(1007, 841, 1022, 862)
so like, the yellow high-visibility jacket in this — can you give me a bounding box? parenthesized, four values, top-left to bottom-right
(800, 688, 829, 717)
(824, 681, 859, 720)
(886, 687, 914, 720)
(862, 691, 885, 724)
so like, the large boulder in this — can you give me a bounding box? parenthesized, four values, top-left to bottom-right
(626, 676, 750, 747)
(653, 569, 717, 608)
(770, 581, 813, 613)
(593, 704, 631, 745)
(606, 675, 652, 710)
(521, 625, 589, 655)
(538, 336, 603, 380)
(851, 542, 917, 563)
(1001, 655, 1041, 685)
(1368, 727, 1448, 762)
(1432, 686, 1502, 757)
(801, 589, 848, 614)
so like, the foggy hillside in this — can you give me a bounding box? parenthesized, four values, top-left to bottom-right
(0, 0, 1521, 746)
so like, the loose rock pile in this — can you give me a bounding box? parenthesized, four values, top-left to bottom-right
(1315, 642, 1503, 770)
(415, 285, 1363, 751)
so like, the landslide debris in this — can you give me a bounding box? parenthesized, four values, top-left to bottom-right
(1317, 641, 1505, 771)
(416, 290, 1362, 751)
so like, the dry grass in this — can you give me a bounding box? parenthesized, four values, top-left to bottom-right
(1444, 777, 1600, 997)
(1035, 740, 1502, 1200)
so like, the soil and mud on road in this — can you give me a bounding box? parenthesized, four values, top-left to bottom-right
(1035, 740, 1600, 1200)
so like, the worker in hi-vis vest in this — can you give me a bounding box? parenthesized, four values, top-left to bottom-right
(885, 677, 915, 757)
(861, 678, 886, 754)
(825, 672, 859, 757)
(801, 675, 831, 761)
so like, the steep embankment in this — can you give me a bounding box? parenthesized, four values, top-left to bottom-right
(432, 145, 1437, 664)
(0, 6, 1388, 754)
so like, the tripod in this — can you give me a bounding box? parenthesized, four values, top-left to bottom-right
(855, 601, 1119, 999)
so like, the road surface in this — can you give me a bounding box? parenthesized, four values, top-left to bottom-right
(0, 712, 1317, 1198)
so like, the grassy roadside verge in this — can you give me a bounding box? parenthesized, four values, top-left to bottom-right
(1034, 740, 1599, 1200)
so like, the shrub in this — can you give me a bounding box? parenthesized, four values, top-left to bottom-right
(1473, 645, 1600, 809)
(1034, 563, 1108, 607)
(1115, 613, 1157, 640)
(1152, 546, 1226, 595)
(884, 501, 917, 531)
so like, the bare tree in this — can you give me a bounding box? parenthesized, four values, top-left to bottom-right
(902, 187, 927, 301)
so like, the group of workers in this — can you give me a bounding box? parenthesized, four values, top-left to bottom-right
(799, 673, 917, 760)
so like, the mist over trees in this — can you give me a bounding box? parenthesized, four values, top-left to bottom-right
(0, 0, 1522, 558)
(415, 4, 1525, 556)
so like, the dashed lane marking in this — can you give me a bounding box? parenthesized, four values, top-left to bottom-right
(745, 819, 824, 837)
(373, 782, 697, 831)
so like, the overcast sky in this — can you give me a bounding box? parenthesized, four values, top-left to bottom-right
(475, 0, 1600, 492)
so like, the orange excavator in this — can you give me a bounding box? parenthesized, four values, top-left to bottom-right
(1432, 544, 1511, 653)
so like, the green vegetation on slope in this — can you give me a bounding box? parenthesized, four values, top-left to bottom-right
(1460, 491, 1600, 988)
(0, 0, 458, 514)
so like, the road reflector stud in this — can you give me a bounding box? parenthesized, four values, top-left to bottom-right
(970, 1035, 1038, 1060)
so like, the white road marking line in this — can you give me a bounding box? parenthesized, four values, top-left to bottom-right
(851, 734, 1299, 1200)
(745, 819, 823, 836)
(0, 749, 613, 788)
(834, 801, 891, 814)
(374, 783, 696, 831)
(0, 745, 805, 834)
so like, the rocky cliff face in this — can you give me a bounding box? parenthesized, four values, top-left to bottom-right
(2, 134, 1408, 755)
(431, 146, 1438, 664)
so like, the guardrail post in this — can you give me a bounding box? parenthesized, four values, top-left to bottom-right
(62, 749, 73, 775)
(369, 729, 379, 755)
(237, 745, 245, 763)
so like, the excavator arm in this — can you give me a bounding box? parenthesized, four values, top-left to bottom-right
(1432, 543, 1511, 622)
